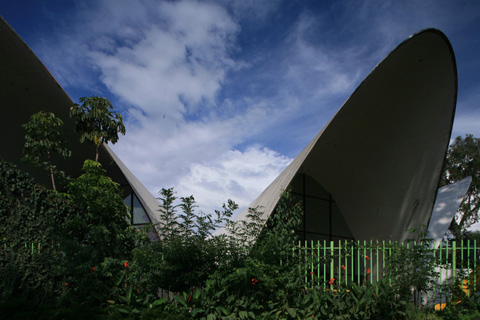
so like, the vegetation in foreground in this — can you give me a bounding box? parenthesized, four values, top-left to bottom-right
(2, 156, 480, 319)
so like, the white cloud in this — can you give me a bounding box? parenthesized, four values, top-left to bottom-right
(175, 146, 292, 214)
(112, 99, 286, 209)
(82, 0, 239, 119)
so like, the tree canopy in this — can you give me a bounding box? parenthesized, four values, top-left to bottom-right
(441, 134, 480, 238)
(22, 111, 71, 190)
(70, 96, 126, 161)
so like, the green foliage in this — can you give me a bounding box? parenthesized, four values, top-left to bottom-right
(151, 188, 239, 293)
(170, 189, 308, 319)
(435, 283, 480, 320)
(177, 278, 408, 319)
(459, 311, 480, 320)
(70, 96, 126, 161)
(60, 160, 137, 307)
(441, 134, 480, 237)
(383, 225, 439, 307)
(0, 158, 72, 302)
(405, 304, 442, 320)
(22, 111, 71, 190)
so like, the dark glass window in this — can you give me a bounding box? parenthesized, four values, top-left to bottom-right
(133, 193, 150, 225)
(290, 173, 354, 241)
(123, 192, 151, 225)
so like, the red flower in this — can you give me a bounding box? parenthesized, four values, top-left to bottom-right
(328, 278, 335, 285)
(188, 288, 195, 302)
(341, 265, 346, 270)
(309, 271, 315, 276)
(64, 282, 69, 286)
(124, 261, 129, 268)
(367, 268, 371, 274)
(91, 267, 95, 272)
(365, 255, 370, 261)
(251, 278, 259, 285)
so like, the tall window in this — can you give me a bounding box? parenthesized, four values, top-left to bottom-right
(290, 173, 354, 241)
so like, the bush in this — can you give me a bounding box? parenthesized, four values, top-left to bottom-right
(0, 158, 72, 306)
(58, 160, 138, 308)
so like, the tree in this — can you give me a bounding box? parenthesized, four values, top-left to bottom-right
(441, 134, 480, 238)
(22, 111, 71, 190)
(62, 160, 137, 307)
(70, 96, 126, 162)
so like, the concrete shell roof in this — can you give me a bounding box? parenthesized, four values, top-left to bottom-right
(233, 29, 457, 242)
(0, 17, 160, 224)
(428, 177, 471, 245)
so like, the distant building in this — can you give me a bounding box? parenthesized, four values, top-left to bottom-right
(0, 16, 463, 242)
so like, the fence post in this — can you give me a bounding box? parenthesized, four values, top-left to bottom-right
(375, 240, 379, 282)
(453, 241, 456, 283)
(468, 239, 471, 295)
(317, 240, 320, 288)
(473, 239, 476, 293)
(357, 240, 360, 285)
(330, 241, 334, 285)
(323, 240, 327, 289)
(338, 241, 342, 284)
(351, 240, 354, 284)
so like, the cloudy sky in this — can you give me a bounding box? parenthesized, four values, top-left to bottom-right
(2, 0, 480, 214)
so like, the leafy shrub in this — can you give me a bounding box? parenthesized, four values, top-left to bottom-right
(58, 160, 138, 308)
(147, 188, 241, 293)
(0, 158, 72, 305)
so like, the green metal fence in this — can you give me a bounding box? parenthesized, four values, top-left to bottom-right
(2, 242, 43, 255)
(295, 240, 480, 308)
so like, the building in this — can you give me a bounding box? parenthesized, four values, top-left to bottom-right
(230, 29, 462, 242)
(0, 17, 160, 229)
(0, 16, 465, 242)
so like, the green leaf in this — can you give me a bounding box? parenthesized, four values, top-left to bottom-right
(216, 306, 228, 315)
(126, 286, 133, 304)
(215, 289, 226, 298)
(117, 307, 130, 314)
(152, 297, 168, 306)
(194, 288, 202, 299)
(207, 313, 217, 320)
(173, 294, 187, 308)
(287, 307, 296, 317)
(192, 308, 204, 317)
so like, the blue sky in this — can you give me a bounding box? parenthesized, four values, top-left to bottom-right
(2, 0, 480, 214)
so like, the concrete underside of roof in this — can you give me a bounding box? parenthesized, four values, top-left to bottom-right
(233, 29, 457, 242)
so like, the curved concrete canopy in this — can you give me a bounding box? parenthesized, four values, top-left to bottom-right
(0, 17, 160, 224)
(233, 29, 457, 242)
(428, 177, 471, 244)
